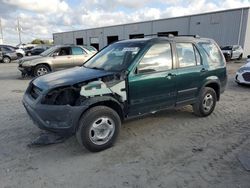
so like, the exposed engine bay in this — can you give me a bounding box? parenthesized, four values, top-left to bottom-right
(41, 73, 127, 106)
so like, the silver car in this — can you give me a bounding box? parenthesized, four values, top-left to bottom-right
(18, 45, 95, 77)
(221, 45, 243, 61)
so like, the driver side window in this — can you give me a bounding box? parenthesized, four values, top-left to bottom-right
(137, 43, 172, 74)
(57, 47, 71, 56)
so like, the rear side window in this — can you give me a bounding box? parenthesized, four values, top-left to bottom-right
(199, 42, 224, 67)
(2, 47, 12, 52)
(176, 43, 200, 68)
(72, 47, 86, 55)
(137, 43, 172, 74)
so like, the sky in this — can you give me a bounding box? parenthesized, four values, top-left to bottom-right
(0, 0, 249, 45)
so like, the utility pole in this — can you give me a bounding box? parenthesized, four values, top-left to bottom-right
(17, 18, 22, 44)
(0, 18, 3, 44)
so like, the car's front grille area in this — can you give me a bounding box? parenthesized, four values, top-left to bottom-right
(242, 72, 250, 82)
(30, 84, 42, 99)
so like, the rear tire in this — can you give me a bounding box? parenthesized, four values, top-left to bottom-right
(17, 53, 23, 59)
(237, 54, 243, 60)
(224, 54, 231, 62)
(3, 56, 11, 63)
(76, 106, 121, 152)
(193, 87, 217, 117)
(33, 64, 50, 77)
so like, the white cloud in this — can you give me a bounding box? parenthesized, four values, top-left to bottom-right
(0, 0, 249, 45)
(2, 0, 69, 13)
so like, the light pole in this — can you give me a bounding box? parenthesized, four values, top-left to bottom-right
(17, 18, 22, 44)
(0, 18, 3, 44)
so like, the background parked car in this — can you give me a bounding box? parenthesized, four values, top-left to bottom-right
(0, 46, 18, 63)
(18, 45, 94, 76)
(16, 43, 36, 49)
(0, 50, 3, 61)
(25, 46, 51, 56)
(221, 45, 243, 61)
(235, 55, 250, 85)
(3, 45, 25, 58)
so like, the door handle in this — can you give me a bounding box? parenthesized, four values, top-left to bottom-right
(200, 68, 208, 73)
(167, 73, 176, 77)
(165, 73, 176, 79)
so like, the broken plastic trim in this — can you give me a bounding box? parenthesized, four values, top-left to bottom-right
(41, 73, 127, 106)
(80, 80, 127, 102)
(28, 131, 72, 147)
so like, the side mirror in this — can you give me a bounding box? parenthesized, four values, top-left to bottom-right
(52, 52, 59, 57)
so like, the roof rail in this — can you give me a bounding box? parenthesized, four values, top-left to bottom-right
(176, 35, 200, 38)
(144, 33, 175, 38)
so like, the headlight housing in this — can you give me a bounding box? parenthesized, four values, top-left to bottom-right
(41, 86, 81, 106)
(22, 61, 32, 67)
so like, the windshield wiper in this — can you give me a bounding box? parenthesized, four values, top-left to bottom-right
(91, 67, 105, 71)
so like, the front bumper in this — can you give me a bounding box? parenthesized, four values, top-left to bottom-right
(18, 66, 33, 75)
(22, 88, 88, 133)
(235, 72, 250, 85)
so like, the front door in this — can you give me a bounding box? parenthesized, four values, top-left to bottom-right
(128, 42, 177, 116)
(51, 47, 74, 70)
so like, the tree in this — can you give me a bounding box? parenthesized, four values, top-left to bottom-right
(30, 39, 53, 45)
(31, 39, 44, 44)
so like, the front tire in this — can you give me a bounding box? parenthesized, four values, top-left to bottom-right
(33, 64, 50, 77)
(193, 87, 217, 117)
(76, 106, 121, 152)
(3, 56, 11, 63)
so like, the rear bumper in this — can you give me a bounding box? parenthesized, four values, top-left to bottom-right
(22, 90, 88, 134)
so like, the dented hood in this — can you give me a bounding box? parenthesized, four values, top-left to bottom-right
(33, 66, 115, 90)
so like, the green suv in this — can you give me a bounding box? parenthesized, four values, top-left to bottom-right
(23, 36, 227, 152)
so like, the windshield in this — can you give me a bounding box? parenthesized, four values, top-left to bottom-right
(221, 46, 232, 50)
(40, 46, 57, 56)
(84, 42, 145, 71)
(83, 46, 97, 52)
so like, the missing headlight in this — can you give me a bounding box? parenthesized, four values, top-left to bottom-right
(42, 87, 81, 106)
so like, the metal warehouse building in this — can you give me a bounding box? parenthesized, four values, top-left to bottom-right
(53, 7, 250, 56)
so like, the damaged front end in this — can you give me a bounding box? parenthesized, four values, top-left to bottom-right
(23, 72, 128, 133)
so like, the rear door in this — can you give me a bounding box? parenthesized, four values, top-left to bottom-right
(175, 42, 206, 105)
(128, 42, 177, 116)
(71, 47, 91, 66)
(51, 47, 74, 70)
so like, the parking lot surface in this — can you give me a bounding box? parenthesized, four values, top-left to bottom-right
(0, 62, 250, 188)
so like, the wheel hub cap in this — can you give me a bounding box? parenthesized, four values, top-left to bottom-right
(202, 94, 214, 112)
(89, 117, 115, 145)
(37, 68, 48, 76)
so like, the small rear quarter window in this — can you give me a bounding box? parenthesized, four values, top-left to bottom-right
(199, 42, 224, 67)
